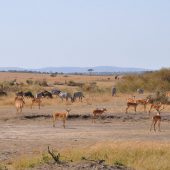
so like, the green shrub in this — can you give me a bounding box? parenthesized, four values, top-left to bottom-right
(116, 68, 170, 93)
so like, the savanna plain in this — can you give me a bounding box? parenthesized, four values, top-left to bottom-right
(0, 71, 170, 170)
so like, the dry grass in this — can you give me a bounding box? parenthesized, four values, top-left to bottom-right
(1, 92, 170, 113)
(3, 142, 170, 170)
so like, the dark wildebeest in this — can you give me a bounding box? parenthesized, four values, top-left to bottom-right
(43, 90, 53, 98)
(36, 91, 53, 99)
(137, 88, 144, 94)
(16, 91, 24, 97)
(51, 89, 61, 96)
(0, 91, 7, 96)
(23, 91, 34, 98)
(36, 92, 45, 98)
(115, 75, 119, 80)
(72, 91, 84, 102)
(111, 87, 116, 96)
(58, 92, 73, 102)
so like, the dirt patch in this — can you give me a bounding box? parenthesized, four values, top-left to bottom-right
(30, 160, 132, 170)
(20, 113, 170, 122)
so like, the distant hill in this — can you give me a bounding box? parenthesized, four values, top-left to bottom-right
(0, 66, 148, 73)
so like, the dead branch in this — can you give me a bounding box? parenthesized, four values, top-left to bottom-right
(48, 146, 61, 164)
(81, 156, 105, 164)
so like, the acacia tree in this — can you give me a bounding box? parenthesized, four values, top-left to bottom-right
(88, 69, 94, 75)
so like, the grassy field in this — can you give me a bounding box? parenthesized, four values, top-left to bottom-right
(0, 72, 170, 170)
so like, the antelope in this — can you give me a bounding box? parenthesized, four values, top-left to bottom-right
(166, 91, 170, 97)
(92, 108, 107, 123)
(52, 109, 71, 128)
(148, 102, 165, 115)
(125, 96, 138, 113)
(31, 97, 42, 109)
(136, 98, 150, 112)
(15, 96, 25, 113)
(150, 113, 161, 132)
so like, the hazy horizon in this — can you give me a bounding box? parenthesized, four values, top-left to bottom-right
(0, 1, 170, 69)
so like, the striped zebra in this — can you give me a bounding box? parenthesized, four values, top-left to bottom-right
(72, 91, 84, 102)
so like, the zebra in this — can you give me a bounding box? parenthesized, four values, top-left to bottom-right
(137, 88, 144, 94)
(72, 91, 84, 102)
(58, 92, 73, 102)
(111, 87, 116, 96)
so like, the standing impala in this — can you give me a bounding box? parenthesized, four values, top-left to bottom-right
(15, 96, 25, 113)
(52, 109, 71, 128)
(92, 108, 107, 123)
(125, 96, 138, 113)
(149, 102, 164, 115)
(31, 97, 42, 109)
(150, 113, 161, 132)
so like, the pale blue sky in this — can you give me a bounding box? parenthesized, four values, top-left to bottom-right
(0, 0, 170, 69)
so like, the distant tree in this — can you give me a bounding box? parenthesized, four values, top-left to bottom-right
(88, 69, 94, 75)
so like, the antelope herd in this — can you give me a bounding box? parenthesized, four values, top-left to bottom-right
(11, 88, 170, 132)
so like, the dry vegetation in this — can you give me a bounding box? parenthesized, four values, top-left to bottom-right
(1, 142, 170, 170)
(0, 70, 170, 170)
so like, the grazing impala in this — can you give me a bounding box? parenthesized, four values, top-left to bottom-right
(31, 97, 42, 109)
(15, 96, 25, 113)
(150, 113, 161, 132)
(92, 108, 107, 123)
(52, 109, 71, 128)
(149, 102, 164, 114)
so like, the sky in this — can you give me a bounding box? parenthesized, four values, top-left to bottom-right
(0, 0, 170, 69)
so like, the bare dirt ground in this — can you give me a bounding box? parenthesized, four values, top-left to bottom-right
(0, 105, 170, 164)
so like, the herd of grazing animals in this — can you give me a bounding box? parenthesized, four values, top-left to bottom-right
(11, 87, 169, 132)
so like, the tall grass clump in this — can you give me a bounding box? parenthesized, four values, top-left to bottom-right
(81, 82, 110, 94)
(62, 142, 170, 170)
(5, 142, 170, 170)
(116, 68, 170, 93)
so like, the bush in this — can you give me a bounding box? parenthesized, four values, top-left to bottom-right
(81, 82, 109, 94)
(67, 80, 84, 87)
(115, 68, 170, 93)
(34, 79, 48, 87)
(26, 79, 33, 85)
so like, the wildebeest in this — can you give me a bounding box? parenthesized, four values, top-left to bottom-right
(111, 87, 116, 96)
(115, 75, 119, 80)
(36, 91, 53, 98)
(23, 91, 34, 98)
(36, 92, 45, 98)
(43, 90, 53, 98)
(15, 96, 25, 113)
(16, 91, 24, 97)
(51, 89, 61, 96)
(72, 91, 84, 102)
(137, 88, 144, 94)
(58, 92, 73, 102)
(0, 91, 7, 96)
